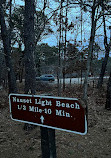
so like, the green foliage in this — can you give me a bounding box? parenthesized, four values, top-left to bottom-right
(11, 6, 53, 47)
(65, 43, 86, 74)
(12, 6, 24, 32)
(11, 6, 24, 44)
(67, 43, 79, 60)
(35, 43, 58, 66)
(35, 43, 58, 76)
(91, 57, 111, 76)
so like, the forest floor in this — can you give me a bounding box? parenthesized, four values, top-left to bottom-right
(0, 82, 111, 158)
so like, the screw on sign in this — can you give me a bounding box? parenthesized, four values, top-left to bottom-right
(9, 93, 87, 135)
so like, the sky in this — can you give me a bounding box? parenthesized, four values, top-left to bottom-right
(13, 0, 111, 58)
(38, 1, 92, 47)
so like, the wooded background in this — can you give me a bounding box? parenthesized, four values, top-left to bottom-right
(0, 0, 111, 110)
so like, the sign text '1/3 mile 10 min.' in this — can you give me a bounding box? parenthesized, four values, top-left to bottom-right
(9, 94, 87, 135)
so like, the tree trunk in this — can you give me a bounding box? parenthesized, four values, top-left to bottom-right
(83, 1, 96, 103)
(58, 0, 63, 96)
(106, 71, 111, 110)
(97, 5, 110, 88)
(0, 1, 17, 93)
(63, 0, 68, 91)
(24, 0, 36, 94)
(97, 49, 109, 88)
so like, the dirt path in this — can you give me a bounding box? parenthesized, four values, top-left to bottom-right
(0, 87, 111, 158)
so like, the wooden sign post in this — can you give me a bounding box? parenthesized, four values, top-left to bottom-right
(40, 127, 56, 158)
